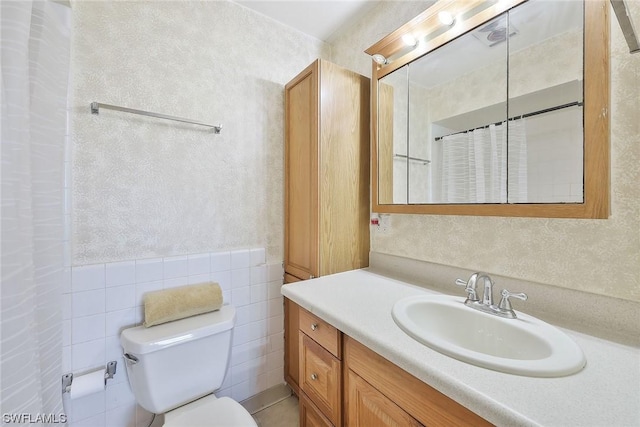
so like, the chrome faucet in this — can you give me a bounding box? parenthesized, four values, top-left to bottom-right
(455, 272, 527, 319)
(455, 272, 494, 304)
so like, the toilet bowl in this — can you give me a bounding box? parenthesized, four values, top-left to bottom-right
(120, 305, 257, 426)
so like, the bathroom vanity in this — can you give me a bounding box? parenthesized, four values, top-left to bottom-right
(282, 267, 640, 426)
(343, 336, 490, 426)
(293, 300, 489, 426)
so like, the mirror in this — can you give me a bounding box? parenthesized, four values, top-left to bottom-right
(368, 0, 609, 218)
(407, 12, 510, 204)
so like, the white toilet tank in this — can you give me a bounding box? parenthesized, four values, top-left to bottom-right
(120, 305, 235, 414)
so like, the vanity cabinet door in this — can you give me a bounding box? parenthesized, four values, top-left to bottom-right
(347, 369, 422, 427)
(344, 336, 492, 426)
(300, 392, 333, 427)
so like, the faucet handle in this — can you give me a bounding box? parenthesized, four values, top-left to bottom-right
(455, 278, 467, 287)
(455, 278, 479, 302)
(498, 289, 528, 311)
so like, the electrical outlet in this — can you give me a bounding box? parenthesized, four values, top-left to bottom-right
(378, 214, 391, 234)
(370, 213, 391, 235)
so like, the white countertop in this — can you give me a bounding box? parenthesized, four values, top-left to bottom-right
(281, 269, 640, 427)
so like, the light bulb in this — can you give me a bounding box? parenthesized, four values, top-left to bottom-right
(372, 54, 388, 65)
(438, 11, 455, 26)
(402, 34, 418, 47)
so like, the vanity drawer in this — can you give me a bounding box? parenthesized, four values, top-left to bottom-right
(299, 307, 341, 358)
(299, 333, 341, 426)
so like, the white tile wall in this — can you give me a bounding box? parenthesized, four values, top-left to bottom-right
(62, 248, 285, 427)
(525, 109, 583, 203)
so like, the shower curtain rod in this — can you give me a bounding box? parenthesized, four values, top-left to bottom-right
(90, 102, 222, 134)
(434, 101, 583, 141)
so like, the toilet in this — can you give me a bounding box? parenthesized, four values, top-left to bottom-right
(120, 305, 257, 426)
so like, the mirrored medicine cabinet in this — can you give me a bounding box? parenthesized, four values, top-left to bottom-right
(366, 0, 610, 218)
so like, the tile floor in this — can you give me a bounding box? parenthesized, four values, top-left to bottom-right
(252, 395, 299, 427)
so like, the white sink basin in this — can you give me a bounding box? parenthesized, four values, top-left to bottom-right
(392, 294, 586, 377)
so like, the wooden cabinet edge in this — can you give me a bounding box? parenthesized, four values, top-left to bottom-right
(284, 297, 300, 395)
(343, 335, 493, 427)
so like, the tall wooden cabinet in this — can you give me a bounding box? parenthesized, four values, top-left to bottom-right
(283, 59, 370, 396)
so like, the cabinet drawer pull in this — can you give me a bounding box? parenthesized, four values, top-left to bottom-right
(310, 373, 318, 381)
(311, 323, 318, 331)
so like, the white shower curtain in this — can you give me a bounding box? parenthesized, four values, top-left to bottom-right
(433, 123, 507, 204)
(507, 118, 529, 203)
(2, 0, 70, 421)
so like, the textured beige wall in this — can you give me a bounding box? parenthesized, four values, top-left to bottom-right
(331, 2, 640, 302)
(71, 0, 330, 265)
(71, 0, 640, 302)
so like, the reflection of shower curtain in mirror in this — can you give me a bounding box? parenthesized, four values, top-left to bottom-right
(433, 123, 508, 203)
(507, 118, 528, 203)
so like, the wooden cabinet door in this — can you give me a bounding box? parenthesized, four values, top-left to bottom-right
(344, 336, 492, 426)
(284, 61, 319, 281)
(299, 333, 341, 426)
(317, 60, 370, 277)
(300, 392, 333, 427)
(347, 370, 422, 427)
(377, 82, 394, 205)
(284, 293, 300, 395)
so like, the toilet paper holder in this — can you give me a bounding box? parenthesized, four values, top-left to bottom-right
(62, 360, 118, 394)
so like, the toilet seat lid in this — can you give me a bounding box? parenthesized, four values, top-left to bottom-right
(164, 395, 257, 427)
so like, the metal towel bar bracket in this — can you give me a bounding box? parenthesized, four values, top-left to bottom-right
(91, 102, 222, 134)
(611, 0, 640, 54)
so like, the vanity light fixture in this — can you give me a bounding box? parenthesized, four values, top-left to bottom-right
(401, 34, 418, 47)
(438, 11, 455, 26)
(372, 53, 388, 65)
